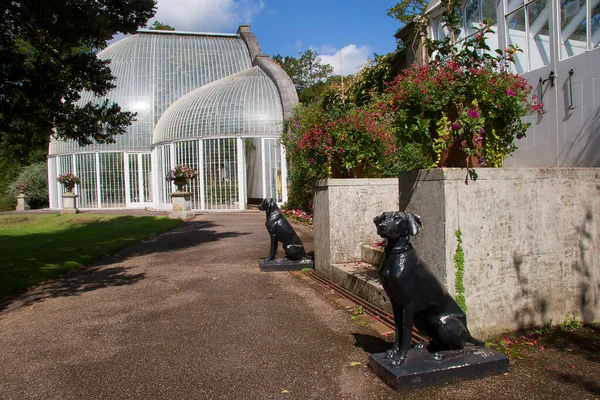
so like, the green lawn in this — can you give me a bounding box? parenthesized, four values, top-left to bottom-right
(0, 214, 182, 297)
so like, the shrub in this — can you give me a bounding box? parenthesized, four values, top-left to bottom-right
(5, 162, 49, 208)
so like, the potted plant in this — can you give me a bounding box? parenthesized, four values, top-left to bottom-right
(57, 173, 81, 193)
(381, 0, 541, 169)
(166, 165, 198, 192)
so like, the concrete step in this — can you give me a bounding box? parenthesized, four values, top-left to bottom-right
(331, 261, 392, 314)
(361, 244, 384, 267)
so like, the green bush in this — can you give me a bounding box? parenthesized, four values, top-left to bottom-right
(6, 162, 49, 209)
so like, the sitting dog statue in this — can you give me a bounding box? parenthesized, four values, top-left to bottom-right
(258, 198, 307, 261)
(373, 211, 484, 366)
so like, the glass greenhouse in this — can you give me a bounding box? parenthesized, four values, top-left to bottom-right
(48, 26, 298, 211)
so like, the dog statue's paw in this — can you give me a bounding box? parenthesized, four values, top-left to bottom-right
(389, 356, 407, 367)
(384, 348, 399, 359)
(261, 257, 275, 262)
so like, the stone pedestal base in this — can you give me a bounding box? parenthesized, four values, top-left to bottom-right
(368, 345, 509, 390)
(169, 192, 195, 221)
(61, 193, 79, 215)
(259, 257, 314, 272)
(16, 194, 30, 211)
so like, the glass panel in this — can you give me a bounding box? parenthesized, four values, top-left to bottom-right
(528, 0, 551, 70)
(561, 0, 588, 58)
(592, 1, 600, 48)
(482, 0, 497, 23)
(57, 155, 73, 196)
(203, 138, 239, 210)
(507, 8, 528, 73)
(465, 0, 482, 36)
(175, 141, 200, 208)
(456, 6, 465, 40)
(142, 154, 152, 202)
(75, 153, 98, 208)
(507, 0, 524, 15)
(128, 154, 140, 203)
(99, 153, 125, 208)
(436, 16, 449, 40)
(263, 139, 282, 203)
(157, 145, 171, 204)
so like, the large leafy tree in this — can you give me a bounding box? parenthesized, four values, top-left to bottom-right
(273, 49, 334, 104)
(0, 0, 156, 164)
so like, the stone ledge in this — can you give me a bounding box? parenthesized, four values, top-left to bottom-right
(259, 258, 314, 272)
(361, 244, 384, 267)
(331, 262, 391, 314)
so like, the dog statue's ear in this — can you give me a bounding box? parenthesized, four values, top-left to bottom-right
(373, 214, 382, 226)
(406, 212, 422, 236)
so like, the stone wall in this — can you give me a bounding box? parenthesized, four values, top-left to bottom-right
(314, 169, 600, 337)
(313, 178, 399, 278)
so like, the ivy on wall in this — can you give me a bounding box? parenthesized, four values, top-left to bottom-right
(454, 229, 467, 312)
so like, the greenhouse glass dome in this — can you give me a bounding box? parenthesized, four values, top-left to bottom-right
(48, 25, 298, 211)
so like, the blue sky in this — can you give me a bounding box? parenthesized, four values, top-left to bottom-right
(145, 0, 403, 75)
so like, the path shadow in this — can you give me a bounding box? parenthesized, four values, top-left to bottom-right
(551, 370, 600, 395)
(0, 265, 144, 314)
(101, 220, 250, 262)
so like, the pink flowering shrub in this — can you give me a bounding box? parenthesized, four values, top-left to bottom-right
(282, 208, 313, 225)
(285, 104, 398, 179)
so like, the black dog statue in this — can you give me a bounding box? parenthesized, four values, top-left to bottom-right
(374, 211, 484, 366)
(259, 198, 307, 261)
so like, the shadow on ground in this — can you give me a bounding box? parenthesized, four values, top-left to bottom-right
(0, 265, 145, 313)
(101, 220, 250, 261)
(352, 333, 393, 354)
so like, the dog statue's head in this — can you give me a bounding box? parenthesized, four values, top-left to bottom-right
(258, 197, 279, 213)
(374, 211, 422, 239)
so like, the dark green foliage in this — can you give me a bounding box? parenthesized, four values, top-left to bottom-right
(387, 0, 429, 25)
(147, 21, 175, 30)
(0, 0, 156, 165)
(5, 162, 49, 209)
(272, 50, 334, 104)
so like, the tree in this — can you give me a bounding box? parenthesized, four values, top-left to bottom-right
(387, 0, 429, 26)
(0, 0, 156, 165)
(272, 50, 334, 104)
(148, 21, 175, 31)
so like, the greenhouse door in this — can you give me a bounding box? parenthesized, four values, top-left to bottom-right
(125, 153, 153, 208)
(261, 138, 286, 204)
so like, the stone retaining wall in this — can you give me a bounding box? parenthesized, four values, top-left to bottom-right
(313, 168, 600, 337)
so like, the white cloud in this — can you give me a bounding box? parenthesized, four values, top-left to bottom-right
(318, 44, 372, 76)
(152, 0, 264, 32)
